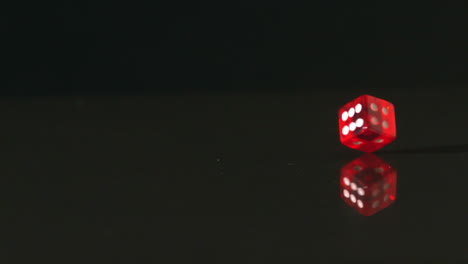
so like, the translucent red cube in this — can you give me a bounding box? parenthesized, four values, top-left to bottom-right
(338, 94, 396, 152)
(340, 154, 397, 216)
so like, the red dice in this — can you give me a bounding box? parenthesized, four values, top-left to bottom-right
(338, 95, 396, 152)
(340, 154, 397, 216)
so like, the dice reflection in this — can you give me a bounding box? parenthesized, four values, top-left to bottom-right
(340, 154, 397, 216)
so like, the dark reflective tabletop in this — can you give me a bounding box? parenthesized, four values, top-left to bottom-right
(1, 90, 466, 262)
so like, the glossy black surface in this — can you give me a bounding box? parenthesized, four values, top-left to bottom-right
(3, 1, 468, 262)
(1, 90, 467, 262)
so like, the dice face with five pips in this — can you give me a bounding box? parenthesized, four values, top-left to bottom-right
(338, 95, 396, 152)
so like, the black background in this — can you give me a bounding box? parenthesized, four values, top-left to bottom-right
(1, 1, 468, 262)
(2, 1, 468, 94)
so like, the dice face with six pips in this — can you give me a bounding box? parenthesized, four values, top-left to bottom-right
(338, 95, 396, 152)
(340, 154, 397, 216)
